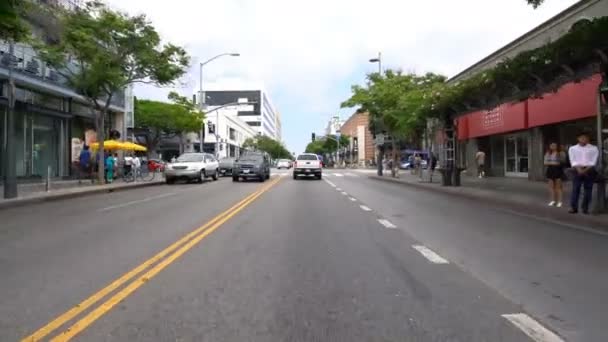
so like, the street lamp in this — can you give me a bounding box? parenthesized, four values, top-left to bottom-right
(369, 52, 382, 75)
(198, 52, 240, 152)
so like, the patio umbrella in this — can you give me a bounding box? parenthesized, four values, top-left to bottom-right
(89, 140, 125, 150)
(122, 141, 147, 152)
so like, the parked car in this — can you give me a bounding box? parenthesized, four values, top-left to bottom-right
(233, 152, 271, 182)
(165, 153, 219, 184)
(293, 153, 322, 180)
(276, 159, 292, 169)
(219, 157, 236, 176)
(400, 159, 428, 170)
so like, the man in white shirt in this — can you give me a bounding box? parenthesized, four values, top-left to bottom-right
(132, 155, 142, 180)
(568, 132, 599, 214)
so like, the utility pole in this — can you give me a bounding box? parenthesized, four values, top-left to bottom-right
(3, 42, 17, 199)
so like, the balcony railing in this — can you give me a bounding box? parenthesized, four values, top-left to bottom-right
(0, 41, 125, 109)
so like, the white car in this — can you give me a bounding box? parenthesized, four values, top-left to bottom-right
(293, 153, 322, 180)
(276, 159, 292, 169)
(165, 153, 219, 184)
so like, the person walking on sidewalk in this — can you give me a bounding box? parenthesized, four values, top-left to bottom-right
(475, 148, 486, 178)
(78, 145, 92, 184)
(544, 142, 566, 207)
(568, 132, 599, 214)
(105, 153, 115, 183)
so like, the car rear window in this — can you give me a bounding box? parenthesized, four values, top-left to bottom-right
(297, 155, 318, 161)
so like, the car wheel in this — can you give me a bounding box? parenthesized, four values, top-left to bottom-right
(232, 176, 239, 182)
(266, 172, 270, 180)
(166, 177, 175, 185)
(316, 174, 322, 180)
(258, 174, 265, 182)
(293, 174, 297, 180)
(212, 169, 219, 181)
(199, 170, 206, 183)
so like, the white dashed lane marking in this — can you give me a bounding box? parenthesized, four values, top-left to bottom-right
(502, 313, 564, 342)
(336, 188, 342, 191)
(98, 193, 176, 212)
(412, 245, 449, 264)
(324, 179, 336, 187)
(349, 197, 357, 202)
(360, 205, 372, 211)
(341, 191, 348, 196)
(334, 173, 344, 177)
(378, 219, 397, 229)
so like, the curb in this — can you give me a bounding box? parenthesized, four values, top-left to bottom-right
(368, 175, 608, 234)
(0, 181, 164, 210)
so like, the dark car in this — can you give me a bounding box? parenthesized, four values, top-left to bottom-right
(233, 152, 271, 182)
(219, 157, 236, 176)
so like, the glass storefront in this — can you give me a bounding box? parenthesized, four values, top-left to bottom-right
(504, 133, 529, 177)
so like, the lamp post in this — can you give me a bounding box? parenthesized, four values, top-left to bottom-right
(3, 42, 17, 199)
(198, 52, 240, 153)
(369, 52, 384, 175)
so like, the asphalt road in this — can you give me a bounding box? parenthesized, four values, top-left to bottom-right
(1, 168, 605, 341)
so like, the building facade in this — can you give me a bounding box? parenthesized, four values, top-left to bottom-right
(203, 89, 281, 141)
(0, 4, 130, 180)
(340, 111, 375, 166)
(183, 104, 258, 159)
(450, 0, 608, 181)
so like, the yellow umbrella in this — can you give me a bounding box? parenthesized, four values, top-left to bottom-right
(122, 141, 148, 152)
(89, 140, 125, 150)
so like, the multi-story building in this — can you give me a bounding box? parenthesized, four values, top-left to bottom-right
(182, 104, 258, 159)
(0, 0, 131, 180)
(449, 0, 608, 181)
(325, 116, 345, 136)
(203, 89, 281, 141)
(340, 111, 375, 166)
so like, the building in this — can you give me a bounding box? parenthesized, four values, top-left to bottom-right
(450, 0, 608, 181)
(182, 104, 258, 159)
(325, 116, 345, 136)
(0, 1, 131, 180)
(340, 111, 375, 166)
(203, 89, 281, 141)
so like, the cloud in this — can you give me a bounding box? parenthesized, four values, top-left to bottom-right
(106, 0, 578, 153)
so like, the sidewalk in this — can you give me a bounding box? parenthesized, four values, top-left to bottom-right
(0, 178, 164, 210)
(368, 170, 608, 233)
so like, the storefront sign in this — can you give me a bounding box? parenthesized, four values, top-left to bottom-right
(482, 107, 504, 130)
(458, 102, 526, 139)
(71, 138, 84, 162)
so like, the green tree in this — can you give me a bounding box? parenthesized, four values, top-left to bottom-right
(0, 0, 29, 42)
(527, 0, 544, 8)
(36, 1, 189, 183)
(242, 135, 292, 159)
(135, 92, 203, 155)
(342, 70, 446, 177)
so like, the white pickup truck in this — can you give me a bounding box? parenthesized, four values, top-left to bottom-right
(293, 153, 322, 180)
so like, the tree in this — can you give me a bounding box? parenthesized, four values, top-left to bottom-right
(527, 0, 544, 8)
(36, 1, 189, 183)
(135, 92, 203, 155)
(0, 0, 29, 42)
(242, 135, 292, 159)
(342, 70, 446, 176)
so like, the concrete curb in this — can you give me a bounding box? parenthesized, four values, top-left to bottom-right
(368, 175, 608, 234)
(0, 181, 164, 210)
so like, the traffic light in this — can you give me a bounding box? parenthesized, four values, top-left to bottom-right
(312, 133, 316, 142)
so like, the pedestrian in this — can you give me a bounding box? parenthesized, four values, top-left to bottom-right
(132, 154, 142, 180)
(429, 152, 438, 182)
(105, 153, 115, 183)
(568, 132, 599, 214)
(544, 142, 566, 207)
(414, 154, 422, 176)
(78, 145, 92, 184)
(113, 153, 119, 178)
(475, 148, 486, 178)
(124, 153, 133, 177)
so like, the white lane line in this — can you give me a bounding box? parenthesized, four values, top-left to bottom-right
(412, 245, 449, 264)
(341, 191, 348, 196)
(334, 173, 344, 177)
(345, 172, 359, 177)
(98, 192, 176, 212)
(378, 219, 397, 229)
(349, 197, 357, 202)
(502, 313, 564, 342)
(360, 205, 372, 211)
(324, 179, 337, 187)
(336, 187, 342, 191)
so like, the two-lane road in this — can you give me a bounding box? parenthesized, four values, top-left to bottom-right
(1, 168, 603, 341)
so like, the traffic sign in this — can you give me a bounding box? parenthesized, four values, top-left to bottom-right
(375, 133, 385, 145)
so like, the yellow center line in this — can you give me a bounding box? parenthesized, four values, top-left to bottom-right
(21, 178, 280, 342)
(50, 176, 282, 341)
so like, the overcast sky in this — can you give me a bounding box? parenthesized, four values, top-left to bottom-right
(106, 0, 577, 154)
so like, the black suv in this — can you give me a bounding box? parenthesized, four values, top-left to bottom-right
(233, 152, 271, 182)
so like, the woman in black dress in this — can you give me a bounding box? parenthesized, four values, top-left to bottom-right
(544, 142, 566, 207)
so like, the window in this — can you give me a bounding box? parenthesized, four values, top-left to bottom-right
(297, 154, 318, 161)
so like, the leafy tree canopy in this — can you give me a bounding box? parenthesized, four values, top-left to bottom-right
(0, 0, 30, 42)
(527, 0, 544, 8)
(242, 135, 292, 159)
(135, 92, 203, 151)
(35, 0, 190, 182)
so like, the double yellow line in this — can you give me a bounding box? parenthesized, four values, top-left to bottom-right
(23, 176, 282, 342)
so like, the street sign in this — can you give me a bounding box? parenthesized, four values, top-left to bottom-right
(336, 132, 341, 139)
(375, 133, 385, 145)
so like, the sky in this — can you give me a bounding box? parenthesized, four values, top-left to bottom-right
(106, 0, 578, 154)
